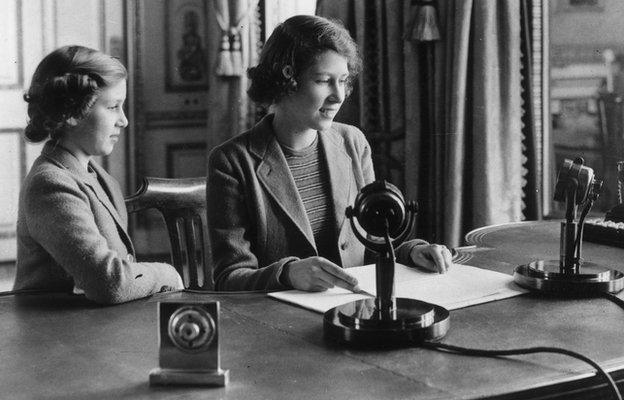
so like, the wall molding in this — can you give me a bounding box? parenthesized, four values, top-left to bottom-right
(551, 43, 624, 67)
(144, 110, 207, 129)
(0, 224, 16, 239)
(0, 128, 23, 134)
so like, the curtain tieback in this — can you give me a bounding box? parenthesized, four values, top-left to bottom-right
(216, 28, 243, 77)
(214, 0, 258, 77)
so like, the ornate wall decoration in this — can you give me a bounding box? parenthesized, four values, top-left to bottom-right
(165, 0, 209, 92)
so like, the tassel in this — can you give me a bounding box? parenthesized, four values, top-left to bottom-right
(229, 29, 243, 77)
(213, 0, 258, 77)
(406, 0, 441, 42)
(215, 33, 234, 77)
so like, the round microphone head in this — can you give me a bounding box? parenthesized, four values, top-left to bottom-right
(553, 158, 595, 205)
(352, 181, 407, 237)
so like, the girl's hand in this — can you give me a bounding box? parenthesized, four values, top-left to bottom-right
(409, 244, 453, 273)
(281, 257, 360, 292)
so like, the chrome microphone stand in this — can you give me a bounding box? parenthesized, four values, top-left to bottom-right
(514, 158, 624, 295)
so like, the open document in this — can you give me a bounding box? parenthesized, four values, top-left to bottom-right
(268, 263, 528, 313)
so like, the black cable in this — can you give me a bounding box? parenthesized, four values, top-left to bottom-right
(602, 291, 624, 312)
(421, 341, 622, 400)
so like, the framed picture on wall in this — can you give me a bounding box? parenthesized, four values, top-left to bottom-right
(165, 0, 209, 92)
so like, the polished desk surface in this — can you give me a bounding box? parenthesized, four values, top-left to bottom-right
(2, 221, 624, 400)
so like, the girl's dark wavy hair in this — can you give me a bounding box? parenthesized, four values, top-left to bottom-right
(247, 15, 362, 106)
(23, 45, 127, 143)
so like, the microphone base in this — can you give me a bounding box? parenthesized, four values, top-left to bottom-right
(514, 260, 624, 296)
(323, 298, 449, 348)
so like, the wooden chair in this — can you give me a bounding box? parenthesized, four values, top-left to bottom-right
(125, 177, 211, 290)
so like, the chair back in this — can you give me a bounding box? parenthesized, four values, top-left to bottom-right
(125, 177, 211, 290)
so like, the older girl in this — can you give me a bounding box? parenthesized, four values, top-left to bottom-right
(208, 15, 453, 292)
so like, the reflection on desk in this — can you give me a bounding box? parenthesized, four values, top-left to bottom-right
(1, 221, 623, 399)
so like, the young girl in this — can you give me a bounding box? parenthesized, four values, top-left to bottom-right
(14, 46, 183, 304)
(208, 15, 453, 292)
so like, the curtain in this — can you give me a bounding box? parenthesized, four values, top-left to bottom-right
(207, 0, 261, 151)
(316, 0, 417, 191)
(264, 0, 317, 35)
(318, 0, 534, 247)
(434, 1, 524, 247)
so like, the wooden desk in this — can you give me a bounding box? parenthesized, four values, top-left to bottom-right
(1, 221, 624, 399)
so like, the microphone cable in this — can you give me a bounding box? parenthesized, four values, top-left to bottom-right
(602, 291, 624, 311)
(420, 341, 622, 400)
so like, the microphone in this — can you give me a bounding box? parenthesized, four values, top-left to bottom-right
(323, 180, 449, 347)
(514, 158, 624, 295)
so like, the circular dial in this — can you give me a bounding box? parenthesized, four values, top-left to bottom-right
(167, 306, 215, 352)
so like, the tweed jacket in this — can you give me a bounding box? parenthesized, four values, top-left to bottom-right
(208, 114, 424, 291)
(14, 141, 182, 304)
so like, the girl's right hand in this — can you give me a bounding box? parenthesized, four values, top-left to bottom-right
(282, 256, 360, 292)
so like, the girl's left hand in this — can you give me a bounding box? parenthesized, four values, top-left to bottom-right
(409, 243, 453, 273)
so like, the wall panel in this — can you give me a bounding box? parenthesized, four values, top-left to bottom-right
(0, 132, 21, 261)
(127, 0, 209, 257)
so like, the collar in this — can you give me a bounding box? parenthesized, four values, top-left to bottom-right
(41, 141, 94, 183)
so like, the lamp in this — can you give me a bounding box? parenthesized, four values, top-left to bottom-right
(323, 180, 449, 347)
(513, 158, 624, 295)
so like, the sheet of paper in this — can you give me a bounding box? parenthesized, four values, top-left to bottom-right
(268, 263, 528, 313)
(269, 287, 371, 314)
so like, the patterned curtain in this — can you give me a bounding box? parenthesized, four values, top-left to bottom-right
(520, 0, 545, 221)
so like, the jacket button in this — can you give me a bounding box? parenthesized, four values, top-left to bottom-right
(126, 254, 135, 262)
(340, 242, 348, 250)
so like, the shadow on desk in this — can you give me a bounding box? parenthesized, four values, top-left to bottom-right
(0, 290, 103, 311)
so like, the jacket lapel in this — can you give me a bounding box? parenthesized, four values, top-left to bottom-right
(88, 161, 128, 227)
(249, 117, 316, 250)
(319, 128, 353, 235)
(84, 173, 136, 256)
(42, 142, 135, 254)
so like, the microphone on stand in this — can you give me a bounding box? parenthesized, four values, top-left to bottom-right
(323, 180, 449, 347)
(513, 158, 624, 295)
